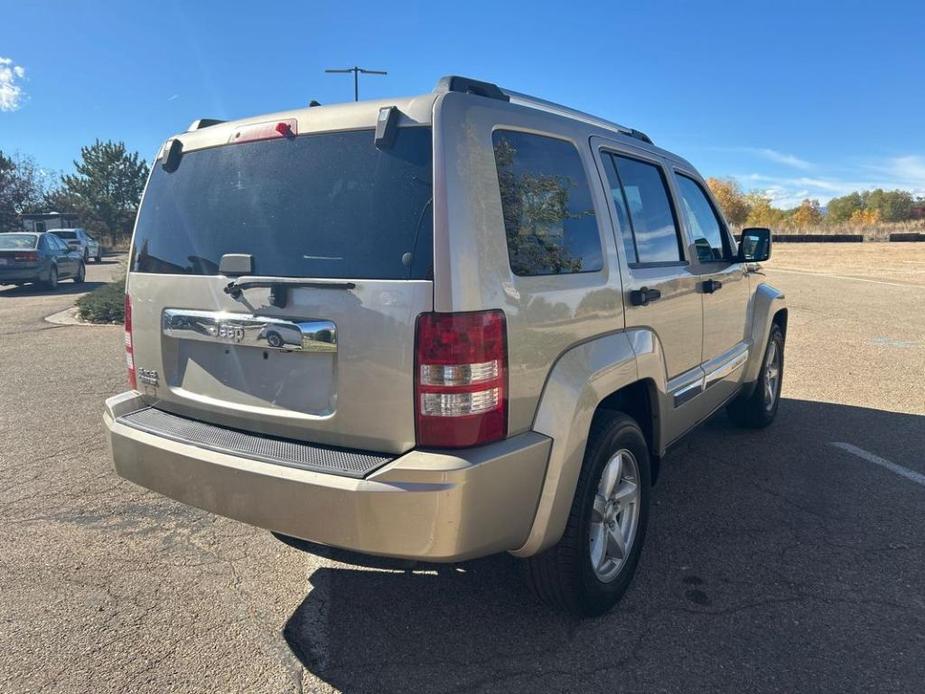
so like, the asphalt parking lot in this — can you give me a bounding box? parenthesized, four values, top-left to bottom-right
(1, 246, 923, 693)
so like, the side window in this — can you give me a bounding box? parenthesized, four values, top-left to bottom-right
(675, 174, 730, 262)
(600, 154, 637, 266)
(492, 130, 603, 276)
(602, 153, 684, 265)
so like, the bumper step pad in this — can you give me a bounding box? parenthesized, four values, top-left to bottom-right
(117, 407, 393, 479)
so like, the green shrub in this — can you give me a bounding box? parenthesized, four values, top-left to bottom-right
(76, 278, 125, 323)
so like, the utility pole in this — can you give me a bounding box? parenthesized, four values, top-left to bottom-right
(324, 66, 387, 101)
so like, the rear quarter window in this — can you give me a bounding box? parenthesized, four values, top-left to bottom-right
(492, 130, 603, 277)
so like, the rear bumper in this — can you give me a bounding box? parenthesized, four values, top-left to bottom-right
(104, 392, 551, 561)
(0, 267, 43, 283)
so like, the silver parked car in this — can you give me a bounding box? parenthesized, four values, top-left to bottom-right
(0, 232, 86, 288)
(50, 228, 102, 263)
(105, 76, 786, 616)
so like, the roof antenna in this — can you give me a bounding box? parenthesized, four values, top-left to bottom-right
(324, 66, 387, 101)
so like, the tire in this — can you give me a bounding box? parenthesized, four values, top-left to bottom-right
(83, 248, 89, 263)
(525, 412, 652, 617)
(95, 253, 102, 263)
(44, 265, 59, 290)
(73, 262, 85, 284)
(727, 324, 784, 428)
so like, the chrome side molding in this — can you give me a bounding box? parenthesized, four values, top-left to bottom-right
(703, 349, 748, 389)
(163, 309, 336, 353)
(669, 344, 749, 408)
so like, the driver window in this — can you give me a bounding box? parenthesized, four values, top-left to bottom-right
(675, 174, 731, 262)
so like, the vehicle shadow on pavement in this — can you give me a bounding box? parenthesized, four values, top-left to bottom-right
(280, 399, 925, 693)
(0, 280, 107, 298)
(281, 551, 579, 692)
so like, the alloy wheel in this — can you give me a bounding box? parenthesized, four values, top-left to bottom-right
(589, 449, 641, 582)
(764, 340, 781, 411)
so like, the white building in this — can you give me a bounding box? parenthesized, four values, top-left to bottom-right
(20, 212, 80, 233)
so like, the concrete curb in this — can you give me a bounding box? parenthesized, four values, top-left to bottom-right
(44, 306, 120, 327)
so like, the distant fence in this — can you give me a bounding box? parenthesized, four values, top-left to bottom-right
(888, 232, 924, 242)
(772, 234, 864, 243)
(735, 232, 923, 243)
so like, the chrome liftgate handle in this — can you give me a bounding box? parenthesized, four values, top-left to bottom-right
(162, 309, 337, 353)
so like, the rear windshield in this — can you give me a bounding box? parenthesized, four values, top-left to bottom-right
(131, 127, 433, 280)
(0, 234, 38, 249)
(52, 230, 78, 239)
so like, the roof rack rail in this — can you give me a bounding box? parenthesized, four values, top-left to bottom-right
(503, 90, 653, 144)
(432, 75, 653, 145)
(434, 75, 509, 102)
(186, 118, 226, 132)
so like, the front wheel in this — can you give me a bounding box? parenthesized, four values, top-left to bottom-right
(727, 324, 784, 428)
(525, 412, 651, 617)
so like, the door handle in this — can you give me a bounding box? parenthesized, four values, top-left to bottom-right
(702, 279, 723, 293)
(629, 286, 662, 306)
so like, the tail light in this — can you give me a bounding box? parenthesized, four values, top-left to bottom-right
(124, 293, 137, 390)
(13, 252, 38, 262)
(414, 310, 507, 448)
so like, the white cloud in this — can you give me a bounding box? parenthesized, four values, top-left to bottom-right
(866, 155, 925, 187)
(0, 57, 27, 111)
(747, 148, 813, 171)
(699, 145, 814, 171)
(736, 165, 925, 209)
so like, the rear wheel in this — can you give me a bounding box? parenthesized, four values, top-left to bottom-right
(73, 262, 85, 284)
(727, 324, 784, 428)
(83, 248, 89, 263)
(44, 265, 59, 290)
(525, 412, 651, 617)
(95, 251, 102, 263)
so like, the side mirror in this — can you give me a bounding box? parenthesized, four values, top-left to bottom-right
(738, 227, 771, 262)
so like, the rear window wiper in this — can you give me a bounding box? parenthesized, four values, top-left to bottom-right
(224, 276, 356, 307)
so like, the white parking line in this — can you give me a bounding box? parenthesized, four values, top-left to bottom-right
(768, 267, 922, 289)
(830, 442, 925, 487)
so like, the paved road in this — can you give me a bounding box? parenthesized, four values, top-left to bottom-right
(1, 258, 923, 693)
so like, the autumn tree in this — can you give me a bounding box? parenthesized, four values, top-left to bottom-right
(849, 207, 881, 225)
(744, 192, 784, 228)
(789, 199, 823, 229)
(706, 177, 750, 226)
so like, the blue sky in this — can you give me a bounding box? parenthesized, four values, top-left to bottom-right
(2, 0, 924, 208)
